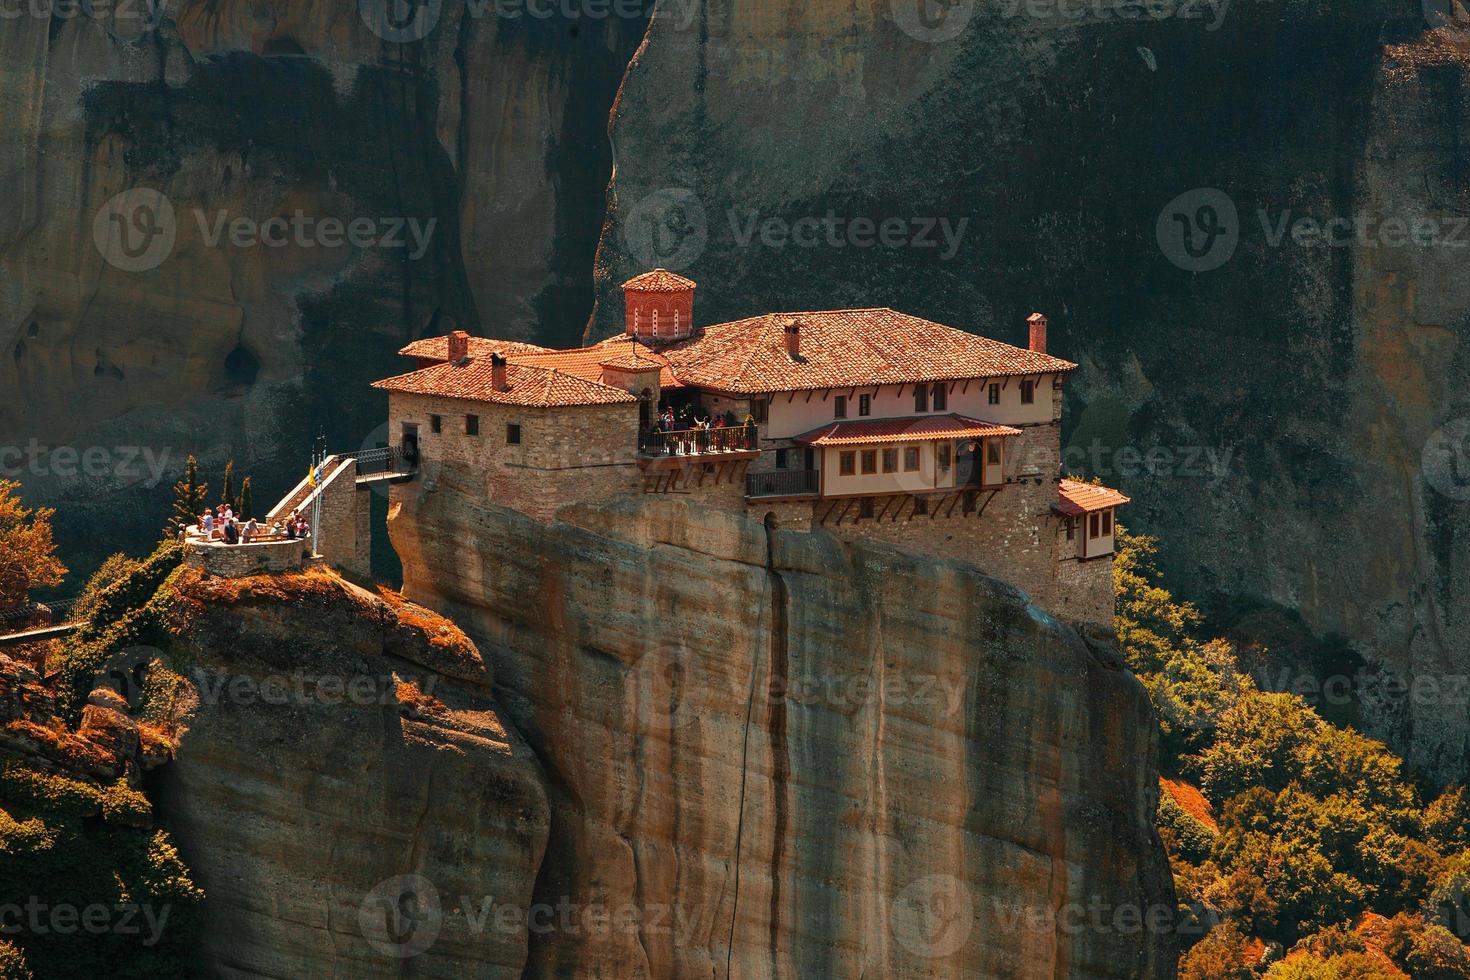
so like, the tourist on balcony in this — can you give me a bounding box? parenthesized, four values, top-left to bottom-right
(285, 512, 298, 540)
(221, 502, 234, 524)
(223, 519, 240, 545)
(242, 518, 257, 543)
(203, 510, 215, 540)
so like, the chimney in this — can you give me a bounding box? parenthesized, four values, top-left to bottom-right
(447, 330, 470, 362)
(1027, 313, 1048, 355)
(490, 352, 509, 391)
(783, 318, 801, 358)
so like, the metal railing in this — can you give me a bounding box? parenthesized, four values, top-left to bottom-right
(640, 424, 759, 456)
(746, 469, 819, 497)
(347, 445, 417, 476)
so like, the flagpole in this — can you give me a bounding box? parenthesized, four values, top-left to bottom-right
(311, 439, 324, 559)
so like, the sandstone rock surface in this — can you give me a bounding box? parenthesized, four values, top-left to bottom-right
(151, 567, 550, 978)
(388, 475, 1174, 978)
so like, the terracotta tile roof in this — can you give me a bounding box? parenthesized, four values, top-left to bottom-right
(661, 309, 1076, 394)
(794, 413, 1021, 447)
(1054, 479, 1130, 516)
(513, 336, 683, 389)
(398, 335, 551, 361)
(622, 269, 696, 292)
(372, 357, 636, 406)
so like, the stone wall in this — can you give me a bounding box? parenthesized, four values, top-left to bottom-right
(184, 538, 314, 578)
(389, 393, 643, 522)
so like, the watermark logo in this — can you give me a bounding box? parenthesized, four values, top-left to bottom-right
(632, 642, 706, 734)
(0, 441, 172, 486)
(890, 0, 976, 42)
(359, 873, 443, 958)
(0, 898, 171, 946)
(93, 188, 176, 273)
(890, 873, 974, 959)
(622, 188, 708, 271)
(995, 0, 1231, 31)
(1423, 418, 1470, 501)
(1156, 187, 1238, 272)
(94, 645, 168, 713)
(358, 0, 443, 41)
(728, 209, 969, 260)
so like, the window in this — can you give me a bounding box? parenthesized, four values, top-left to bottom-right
(1066, 518, 1075, 541)
(839, 451, 856, 476)
(430, 414, 442, 434)
(903, 447, 920, 471)
(914, 497, 928, 515)
(506, 423, 521, 445)
(882, 448, 898, 473)
(465, 414, 480, 436)
(861, 450, 877, 474)
(932, 383, 947, 411)
(1021, 379, 1035, 404)
(1101, 509, 1113, 535)
(988, 383, 1000, 405)
(859, 498, 875, 518)
(858, 394, 871, 417)
(914, 385, 929, 412)
(750, 397, 769, 423)
(776, 448, 789, 469)
(834, 395, 848, 419)
(1089, 512, 1101, 538)
(937, 444, 951, 470)
(987, 440, 1001, 465)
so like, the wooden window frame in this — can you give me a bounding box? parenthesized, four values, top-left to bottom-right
(860, 450, 877, 474)
(858, 393, 872, 417)
(506, 422, 521, 445)
(903, 447, 920, 472)
(882, 448, 898, 473)
(465, 414, 480, 436)
(1021, 379, 1035, 405)
(914, 385, 929, 412)
(932, 383, 947, 411)
(988, 383, 1000, 405)
(834, 395, 848, 419)
(430, 414, 442, 434)
(839, 451, 856, 476)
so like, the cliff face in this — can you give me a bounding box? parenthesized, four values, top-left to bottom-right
(0, 0, 644, 574)
(151, 567, 550, 977)
(388, 474, 1174, 977)
(593, 3, 1470, 780)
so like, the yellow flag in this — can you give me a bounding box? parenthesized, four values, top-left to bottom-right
(307, 464, 316, 487)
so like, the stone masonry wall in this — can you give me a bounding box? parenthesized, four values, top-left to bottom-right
(390, 393, 643, 522)
(184, 538, 315, 578)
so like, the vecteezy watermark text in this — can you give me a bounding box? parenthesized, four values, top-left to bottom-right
(94, 188, 437, 273)
(0, 442, 171, 485)
(0, 898, 171, 947)
(729, 209, 970, 260)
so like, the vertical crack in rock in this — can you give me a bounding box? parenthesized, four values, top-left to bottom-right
(763, 517, 791, 977)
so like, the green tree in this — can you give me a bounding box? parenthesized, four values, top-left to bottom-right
(219, 461, 234, 510)
(165, 455, 208, 538)
(1179, 920, 1254, 980)
(0, 480, 66, 610)
(236, 476, 253, 520)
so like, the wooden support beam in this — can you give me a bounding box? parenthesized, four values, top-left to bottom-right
(944, 494, 962, 518)
(820, 389, 830, 401)
(834, 498, 856, 526)
(875, 496, 897, 522)
(975, 489, 999, 521)
(817, 500, 840, 525)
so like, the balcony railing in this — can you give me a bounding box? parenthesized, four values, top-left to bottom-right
(347, 445, 417, 476)
(746, 469, 819, 498)
(640, 424, 759, 457)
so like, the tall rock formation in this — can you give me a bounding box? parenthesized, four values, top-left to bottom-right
(592, 1, 1470, 780)
(0, 0, 645, 574)
(387, 473, 1174, 977)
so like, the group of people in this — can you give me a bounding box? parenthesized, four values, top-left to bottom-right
(183, 504, 309, 546)
(649, 405, 756, 454)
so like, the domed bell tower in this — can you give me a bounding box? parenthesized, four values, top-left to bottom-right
(623, 269, 696, 344)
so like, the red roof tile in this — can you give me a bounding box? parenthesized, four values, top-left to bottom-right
(794, 414, 1021, 447)
(398, 335, 550, 361)
(512, 336, 683, 389)
(371, 357, 636, 407)
(622, 269, 696, 292)
(662, 309, 1075, 394)
(1055, 479, 1130, 516)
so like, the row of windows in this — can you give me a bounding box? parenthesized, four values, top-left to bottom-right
(1064, 510, 1114, 541)
(830, 380, 1035, 419)
(838, 446, 926, 476)
(427, 413, 520, 444)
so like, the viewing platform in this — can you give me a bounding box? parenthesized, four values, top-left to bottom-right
(637, 424, 761, 465)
